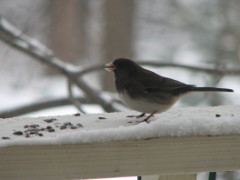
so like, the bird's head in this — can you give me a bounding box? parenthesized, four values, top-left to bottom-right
(104, 58, 140, 79)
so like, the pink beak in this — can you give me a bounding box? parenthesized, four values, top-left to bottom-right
(104, 62, 116, 72)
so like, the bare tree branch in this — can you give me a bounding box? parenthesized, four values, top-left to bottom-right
(67, 79, 86, 114)
(138, 61, 240, 75)
(0, 97, 89, 118)
(0, 18, 72, 74)
(73, 61, 240, 78)
(0, 16, 117, 113)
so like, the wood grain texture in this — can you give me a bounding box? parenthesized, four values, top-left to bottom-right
(1, 135, 240, 180)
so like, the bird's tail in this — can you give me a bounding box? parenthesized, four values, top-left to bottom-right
(191, 87, 233, 92)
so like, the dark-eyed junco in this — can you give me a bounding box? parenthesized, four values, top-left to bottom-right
(104, 58, 234, 122)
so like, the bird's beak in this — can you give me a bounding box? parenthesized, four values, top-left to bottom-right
(104, 62, 116, 72)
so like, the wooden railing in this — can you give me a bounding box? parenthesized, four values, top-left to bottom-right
(1, 105, 240, 180)
(1, 134, 240, 179)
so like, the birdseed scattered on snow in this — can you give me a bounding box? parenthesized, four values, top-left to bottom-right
(44, 118, 57, 123)
(98, 117, 106, 120)
(13, 131, 23, 136)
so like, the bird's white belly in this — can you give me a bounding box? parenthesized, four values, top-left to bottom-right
(118, 93, 173, 113)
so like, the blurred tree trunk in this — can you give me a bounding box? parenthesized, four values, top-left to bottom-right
(50, 0, 86, 63)
(102, 0, 134, 91)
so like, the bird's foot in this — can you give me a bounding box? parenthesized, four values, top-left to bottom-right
(136, 113, 146, 118)
(127, 112, 155, 124)
(139, 111, 157, 124)
(126, 113, 146, 118)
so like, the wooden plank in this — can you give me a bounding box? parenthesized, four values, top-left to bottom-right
(142, 174, 196, 180)
(1, 135, 240, 180)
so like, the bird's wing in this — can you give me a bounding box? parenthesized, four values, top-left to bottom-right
(122, 79, 148, 98)
(135, 76, 194, 95)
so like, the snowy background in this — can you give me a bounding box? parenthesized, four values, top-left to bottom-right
(0, 0, 239, 115)
(0, 1, 240, 180)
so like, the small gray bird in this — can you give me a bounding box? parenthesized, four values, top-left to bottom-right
(105, 58, 234, 122)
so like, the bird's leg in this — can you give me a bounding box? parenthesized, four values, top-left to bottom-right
(136, 113, 146, 118)
(141, 111, 157, 123)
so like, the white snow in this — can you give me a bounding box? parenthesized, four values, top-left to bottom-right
(0, 105, 240, 147)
